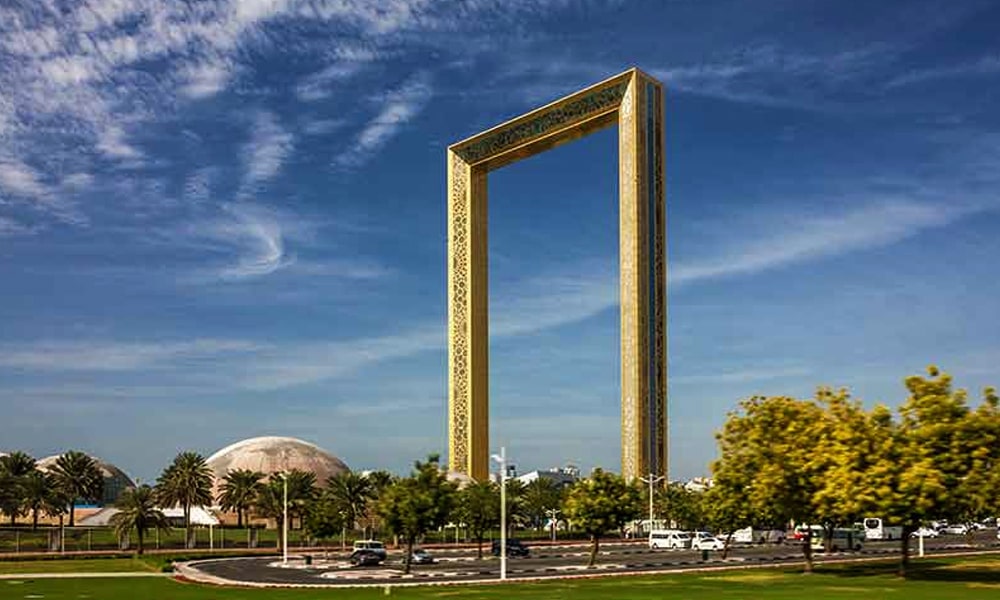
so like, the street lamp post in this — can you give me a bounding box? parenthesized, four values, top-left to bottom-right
(545, 508, 561, 542)
(638, 473, 665, 534)
(280, 472, 289, 565)
(491, 447, 508, 581)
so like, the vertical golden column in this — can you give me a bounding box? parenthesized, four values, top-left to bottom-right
(620, 71, 667, 482)
(652, 80, 668, 481)
(619, 75, 645, 481)
(447, 151, 490, 481)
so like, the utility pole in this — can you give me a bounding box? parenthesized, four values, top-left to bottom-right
(545, 508, 561, 542)
(491, 447, 508, 581)
(638, 473, 665, 533)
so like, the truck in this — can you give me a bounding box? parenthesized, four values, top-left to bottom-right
(732, 526, 787, 545)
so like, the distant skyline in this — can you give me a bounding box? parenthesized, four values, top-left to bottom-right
(2, 1, 999, 483)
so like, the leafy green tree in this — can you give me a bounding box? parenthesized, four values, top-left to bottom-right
(155, 451, 213, 545)
(711, 395, 826, 571)
(954, 385, 1000, 526)
(377, 455, 457, 574)
(811, 387, 884, 551)
(563, 468, 642, 567)
(217, 469, 264, 528)
(303, 490, 347, 555)
(456, 481, 500, 559)
(654, 483, 704, 531)
(109, 484, 170, 555)
(48, 451, 103, 527)
(0, 451, 35, 525)
(363, 470, 396, 538)
(327, 472, 373, 534)
(701, 483, 752, 559)
(521, 478, 562, 531)
(868, 367, 985, 576)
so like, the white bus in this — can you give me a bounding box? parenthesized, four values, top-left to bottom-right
(862, 517, 904, 541)
(810, 527, 864, 552)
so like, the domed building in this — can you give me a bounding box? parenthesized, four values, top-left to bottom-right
(37, 454, 136, 506)
(206, 436, 349, 496)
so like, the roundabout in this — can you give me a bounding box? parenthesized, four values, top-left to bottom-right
(174, 534, 1000, 588)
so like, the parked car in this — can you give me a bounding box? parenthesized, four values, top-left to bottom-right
(352, 540, 387, 560)
(350, 549, 383, 567)
(491, 539, 529, 557)
(910, 527, 939, 538)
(941, 524, 969, 535)
(690, 532, 726, 551)
(410, 549, 435, 564)
(649, 530, 692, 550)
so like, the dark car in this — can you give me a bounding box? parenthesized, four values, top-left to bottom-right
(350, 549, 384, 567)
(410, 549, 435, 564)
(491, 539, 529, 557)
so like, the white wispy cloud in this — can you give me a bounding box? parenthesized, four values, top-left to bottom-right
(0, 159, 49, 199)
(334, 72, 434, 168)
(241, 111, 294, 194)
(0, 339, 259, 371)
(189, 203, 297, 281)
(887, 54, 1000, 88)
(672, 199, 976, 285)
(296, 62, 364, 102)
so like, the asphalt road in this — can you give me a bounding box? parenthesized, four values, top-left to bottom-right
(186, 531, 1000, 586)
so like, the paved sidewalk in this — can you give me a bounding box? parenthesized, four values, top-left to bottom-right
(0, 572, 173, 579)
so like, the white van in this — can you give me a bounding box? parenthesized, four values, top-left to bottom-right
(649, 529, 692, 550)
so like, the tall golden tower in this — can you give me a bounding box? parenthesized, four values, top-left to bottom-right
(446, 68, 666, 482)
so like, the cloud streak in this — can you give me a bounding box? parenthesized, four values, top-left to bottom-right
(334, 72, 433, 168)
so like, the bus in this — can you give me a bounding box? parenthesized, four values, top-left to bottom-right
(862, 517, 904, 541)
(810, 527, 864, 552)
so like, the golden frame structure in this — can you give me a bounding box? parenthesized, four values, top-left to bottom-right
(447, 68, 666, 482)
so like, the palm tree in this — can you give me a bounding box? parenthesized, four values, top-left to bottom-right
(110, 485, 170, 555)
(48, 451, 103, 527)
(0, 452, 36, 526)
(252, 478, 285, 549)
(252, 471, 316, 549)
(284, 470, 317, 530)
(218, 469, 264, 528)
(155, 452, 213, 547)
(20, 470, 56, 530)
(327, 472, 373, 534)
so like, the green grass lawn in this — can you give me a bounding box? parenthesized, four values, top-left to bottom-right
(3, 557, 1000, 599)
(0, 557, 156, 574)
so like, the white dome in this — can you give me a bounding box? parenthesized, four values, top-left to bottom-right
(206, 436, 349, 493)
(37, 453, 135, 505)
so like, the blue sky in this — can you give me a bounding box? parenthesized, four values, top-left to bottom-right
(1, 0, 999, 482)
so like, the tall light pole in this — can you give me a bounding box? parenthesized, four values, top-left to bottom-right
(280, 472, 289, 565)
(545, 508, 561, 542)
(490, 447, 508, 581)
(638, 473, 665, 534)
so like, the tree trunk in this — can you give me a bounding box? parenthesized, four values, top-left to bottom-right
(9, 513, 14, 526)
(722, 532, 733, 560)
(68, 502, 75, 527)
(476, 532, 483, 560)
(802, 530, 814, 573)
(588, 534, 600, 568)
(32, 509, 39, 530)
(237, 508, 243, 529)
(899, 526, 914, 578)
(138, 528, 145, 555)
(184, 503, 192, 548)
(403, 536, 415, 574)
(824, 524, 834, 553)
